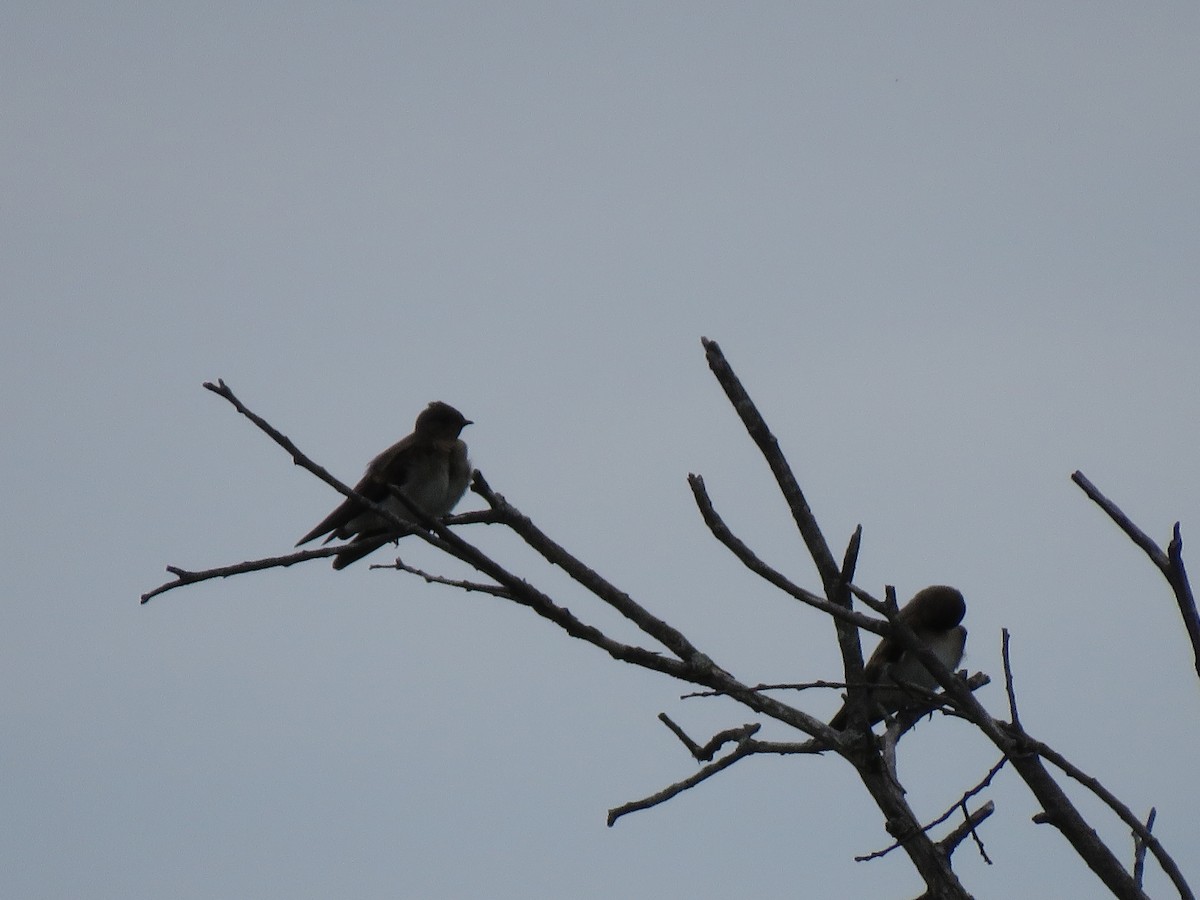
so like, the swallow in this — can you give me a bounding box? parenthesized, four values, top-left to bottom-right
(829, 585, 967, 730)
(296, 401, 472, 569)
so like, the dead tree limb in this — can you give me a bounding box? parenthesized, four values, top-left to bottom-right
(1072, 471, 1200, 684)
(141, 343, 1196, 900)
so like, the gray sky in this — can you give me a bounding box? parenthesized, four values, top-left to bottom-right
(4, 3, 1198, 898)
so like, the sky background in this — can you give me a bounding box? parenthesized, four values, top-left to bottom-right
(4, 3, 1199, 898)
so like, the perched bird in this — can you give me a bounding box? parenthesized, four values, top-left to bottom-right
(296, 401, 472, 569)
(829, 585, 967, 730)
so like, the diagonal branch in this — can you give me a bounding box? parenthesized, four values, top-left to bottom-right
(687, 475, 886, 638)
(1072, 471, 1200, 683)
(160, 382, 702, 683)
(701, 337, 841, 592)
(1030, 737, 1192, 900)
(472, 473, 717, 671)
(608, 729, 827, 827)
(607, 740, 756, 827)
(203, 379, 437, 536)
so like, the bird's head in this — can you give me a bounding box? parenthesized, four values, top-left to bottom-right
(907, 585, 966, 631)
(415, 401, 473, 439)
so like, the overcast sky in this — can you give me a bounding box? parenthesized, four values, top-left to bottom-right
(4, 3, 1198, 898)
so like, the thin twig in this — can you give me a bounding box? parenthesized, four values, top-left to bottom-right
(141, 541, 386, 603)
(1002, 628, 1021, 729)
(1133, 808, 1157, 890)
(608, 732, 827, 828)
(371, 559, 512, 598)
(929, 758, 1008, 841)
(857, 758, 1003, 866)
(681, 680, 851, 699)
(940, 801, 995, 863)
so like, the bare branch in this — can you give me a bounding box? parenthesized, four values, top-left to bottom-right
(609, 730, 828, 828)
(608, 741, 756, 827)
(202, 379, 439, 537)
(370, 558, 513, 598)
(441, 509, 504, 526)
(700, 337, 841, 591)
(680, 679, 850, 699)
(472, 472, 720, 672)
(1073, 471, 1200, 683)
(1030, 738, 1192, 900)
(1072, 470, 1170, 566)
(687, 474, 886, 638)
(141, 541, 387, 603)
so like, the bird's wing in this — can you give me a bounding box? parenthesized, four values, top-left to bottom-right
(860, 631, 905, 682)
(331, 535, 393, 570)
(863, 597, 940, 676)
(295, 435, 416, 546)
(368, 434, 421, 489)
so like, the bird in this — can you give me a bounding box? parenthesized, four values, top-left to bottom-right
(829, 585, 967, 730)
(296, 401, 472, 569)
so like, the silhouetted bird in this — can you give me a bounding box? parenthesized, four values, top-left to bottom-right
(296, 401, 472, 569)
(829, 585, 967, 730)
